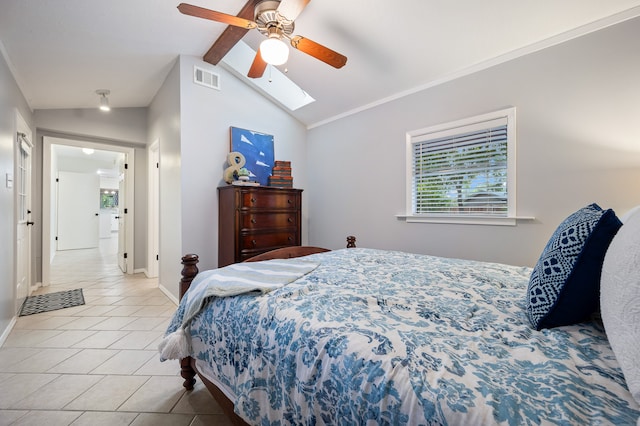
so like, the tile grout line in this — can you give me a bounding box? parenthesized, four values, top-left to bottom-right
(0, 237, 233, 426)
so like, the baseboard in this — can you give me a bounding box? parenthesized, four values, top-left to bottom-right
(141, 269, 159, 279)
(0, 316, 17, 347)
(159, 284, 179, 306)
(133, 268, 146, 275)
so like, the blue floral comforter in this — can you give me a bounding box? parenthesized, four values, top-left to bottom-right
(166, 248, 639, 425)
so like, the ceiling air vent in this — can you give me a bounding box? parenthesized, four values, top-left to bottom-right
(194, 66, 220, 90)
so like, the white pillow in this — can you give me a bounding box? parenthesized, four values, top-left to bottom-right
(621, 205, 640, 223)
(601, 208, 640, 405)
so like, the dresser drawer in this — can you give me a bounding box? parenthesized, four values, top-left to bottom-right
(240, 232, 298, 251)
(240, 190, 299, 210)
(240, 212, 297, 230)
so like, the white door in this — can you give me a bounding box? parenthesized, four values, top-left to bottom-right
(16, 134, 32, 311)
(117, 157, 127, 273)
(57, 171, 100, 250)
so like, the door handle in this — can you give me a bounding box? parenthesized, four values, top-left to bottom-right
(26, 221, 34, 226)
(95, 213, 99, 216)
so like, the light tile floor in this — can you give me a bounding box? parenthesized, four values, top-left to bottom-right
(0, 237, 233, 426)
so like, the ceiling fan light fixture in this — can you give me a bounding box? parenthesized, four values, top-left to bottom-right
(260, 37, 289, 66)
(96, 89, 111, 112)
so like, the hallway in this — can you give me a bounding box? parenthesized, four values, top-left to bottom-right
(0, 238, 231, 425)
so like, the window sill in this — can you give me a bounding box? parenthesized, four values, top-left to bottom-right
(395, 214, 535, 226)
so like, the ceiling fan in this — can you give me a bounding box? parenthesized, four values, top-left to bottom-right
(178, 0, 347, 79)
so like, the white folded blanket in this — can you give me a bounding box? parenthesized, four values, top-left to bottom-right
(159, 258, 319, 360)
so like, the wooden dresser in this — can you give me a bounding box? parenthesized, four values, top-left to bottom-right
(218, 185, 302, 267)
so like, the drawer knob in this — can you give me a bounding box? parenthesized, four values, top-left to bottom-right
(250, 198, 256, 203)
(252, 239, 257, 246)
(251, 218, 257, 224)
(287, 199, 292, 204)
(288, 236, 293, 241)
(287, 217, 293, 223)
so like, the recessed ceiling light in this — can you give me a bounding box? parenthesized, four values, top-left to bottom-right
(95, 89, 111, 112)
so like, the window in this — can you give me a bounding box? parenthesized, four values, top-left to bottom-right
(17, 136, 31, 223)
(100, 189, 119, 209)
(404, 108, 516, 225)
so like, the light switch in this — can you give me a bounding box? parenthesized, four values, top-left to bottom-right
(6, 173, 13, 189)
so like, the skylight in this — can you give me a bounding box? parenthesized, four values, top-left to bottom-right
(221, 41, 315, 111)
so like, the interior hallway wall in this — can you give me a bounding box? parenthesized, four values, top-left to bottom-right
(0, 48, 34, 340)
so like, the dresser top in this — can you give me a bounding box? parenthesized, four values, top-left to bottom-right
(218, 185, 302, 192)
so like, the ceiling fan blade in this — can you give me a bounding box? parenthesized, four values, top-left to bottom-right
(247, 50, 268, 78)
(290, 36, 347, 69)
(177, 3, 257, 29)
(276, 0, 311, 21)
(201, 0, 259, 66)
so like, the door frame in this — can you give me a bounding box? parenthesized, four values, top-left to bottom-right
(117, 154, 128, 273)
(147, 140, 159, 278)
(42, 136, 135, 286)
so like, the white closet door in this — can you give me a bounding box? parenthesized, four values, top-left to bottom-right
(57, 171, 99, 250)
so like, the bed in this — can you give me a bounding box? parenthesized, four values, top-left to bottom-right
(161, 205, 640, 425)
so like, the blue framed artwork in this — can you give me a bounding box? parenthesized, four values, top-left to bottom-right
(230, 127, 274, 186)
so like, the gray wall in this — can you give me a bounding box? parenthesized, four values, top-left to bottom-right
(35, 108, 148, 144)
(33, 108, 149, 277)
(179, 55, 308, 270)
(0, 50, 34, 338)
(307, 17, 640, 267)
(148, 58, 182, 301)
(149, 55, 308, 301)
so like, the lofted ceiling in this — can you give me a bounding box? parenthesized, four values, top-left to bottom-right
(1, 0, 640, 127)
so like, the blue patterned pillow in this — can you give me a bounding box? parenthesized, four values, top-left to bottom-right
(526, 203, 622, 330)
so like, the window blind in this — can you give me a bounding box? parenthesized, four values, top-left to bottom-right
(411, 117, 508, 216)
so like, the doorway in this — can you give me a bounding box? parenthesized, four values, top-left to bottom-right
(42, 136, 135, 287)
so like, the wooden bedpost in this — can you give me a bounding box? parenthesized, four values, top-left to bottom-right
(179, 253, 199, 390)
(347, 235, 356, 248)
(180, 253, 199, 299)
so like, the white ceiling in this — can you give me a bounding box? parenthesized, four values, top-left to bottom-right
(1, 0, 640, 127)
(53, 144, 124, 178)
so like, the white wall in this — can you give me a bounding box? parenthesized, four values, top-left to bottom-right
(0, 48, 34, 340)
(149, 55, 308, 301)
(307, 17, 640, 267)
(179, 55, 308, 270)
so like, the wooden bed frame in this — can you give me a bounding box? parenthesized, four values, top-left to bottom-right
(176, 237, 356, 425)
